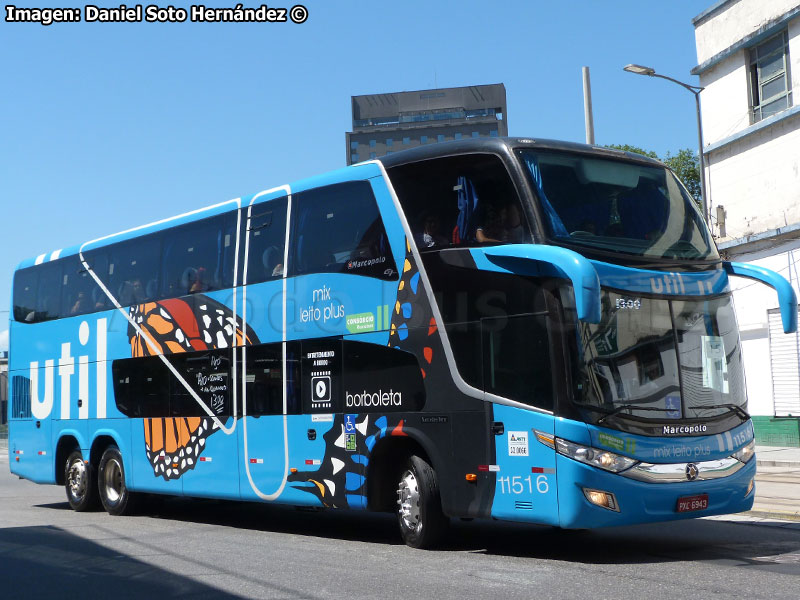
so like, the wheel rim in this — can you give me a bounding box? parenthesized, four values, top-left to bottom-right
(103, 458, 124, 505)
(67, 458, 87, 501)
(397, 469, 421, 533)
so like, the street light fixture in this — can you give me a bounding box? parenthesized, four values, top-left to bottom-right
(623, 63, 708, 224)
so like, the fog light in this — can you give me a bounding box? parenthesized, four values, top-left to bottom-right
(746, 478, 755, 496)
(582, 488, 620, 512)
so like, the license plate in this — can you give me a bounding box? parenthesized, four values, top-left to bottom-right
(677, 493, 709, 513)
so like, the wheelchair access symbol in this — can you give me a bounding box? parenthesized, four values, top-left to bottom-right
(344, 414, 357, 451)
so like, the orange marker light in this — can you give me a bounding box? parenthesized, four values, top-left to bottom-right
(465, 473, 477, 482)
(290, 468, 298, 473)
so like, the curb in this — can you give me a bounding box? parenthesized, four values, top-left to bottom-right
(756, 459, 800, 468)
(745, 509, 800, 522)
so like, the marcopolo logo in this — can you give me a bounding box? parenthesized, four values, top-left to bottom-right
(663, 424, 708, 436)
(345, 389, 402, 408)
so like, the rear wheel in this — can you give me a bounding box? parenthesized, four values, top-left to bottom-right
(396, 455, 449, 549)
(65, 449, 98, 511)
(98, 445, 139, 516)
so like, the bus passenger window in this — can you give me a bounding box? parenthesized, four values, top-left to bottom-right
(61, 252, 109, 317)
(161, 213, 232, 297)
(244, 199, 288, 285)
(35, 262, 63, 322)
(12, 268, 38, 323)
(291, 181, 397, 280)
(109, 235, 161, 307)
(243, 343, 285, 415)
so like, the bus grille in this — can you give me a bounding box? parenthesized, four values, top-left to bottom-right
(12, 376, 31, 419)
(515, 501, 533, 510)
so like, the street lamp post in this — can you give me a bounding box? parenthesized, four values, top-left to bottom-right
(623, 64, 708, 224)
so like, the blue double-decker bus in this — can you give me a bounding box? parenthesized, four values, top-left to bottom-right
(8, 138, 796, 548)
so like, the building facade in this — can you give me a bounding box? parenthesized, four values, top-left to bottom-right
(693, 0, 800, 445)
(345, 84, 507, 165)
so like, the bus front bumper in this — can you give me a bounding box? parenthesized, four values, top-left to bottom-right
(556, 454, 756, 529)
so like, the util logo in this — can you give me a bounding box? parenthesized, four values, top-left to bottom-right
(29, 318, 108, 420)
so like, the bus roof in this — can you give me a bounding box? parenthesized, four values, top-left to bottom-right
(15, 137, 663, 270)
(376, 136, 665, 170)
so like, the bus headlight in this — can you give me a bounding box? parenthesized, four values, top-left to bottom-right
(556, 438, 638, 473)
(732, 440, 755, 464)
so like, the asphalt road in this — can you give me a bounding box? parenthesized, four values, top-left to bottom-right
(1, 460, 799, 600)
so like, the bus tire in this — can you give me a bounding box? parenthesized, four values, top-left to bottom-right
(98, 445, 139, 516)
(65, 449, 98, 511)
(396, 455, 449, 549)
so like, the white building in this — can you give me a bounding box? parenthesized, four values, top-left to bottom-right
(693, 0, 800, 445)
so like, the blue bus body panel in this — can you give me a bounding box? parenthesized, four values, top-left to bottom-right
(489, 404, 559, 526)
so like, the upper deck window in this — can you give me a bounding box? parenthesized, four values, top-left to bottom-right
(290, 181, 397, 280)
(387, 153, 532, 251)
(520, 149, 718, 261)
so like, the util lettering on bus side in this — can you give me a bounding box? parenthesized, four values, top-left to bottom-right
(29, 318, 107, 421)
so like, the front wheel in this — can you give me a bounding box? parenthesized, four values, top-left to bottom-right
(396, 455, 449, 549)
(98, 445, 139, 516)
(65, 449, 98, 511)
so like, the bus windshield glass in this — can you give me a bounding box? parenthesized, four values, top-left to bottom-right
(573, 291, 746, 423)
(519, 149, 718, 261)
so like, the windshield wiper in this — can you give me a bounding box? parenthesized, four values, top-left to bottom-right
(596, 404, 672, 424)
(696, 404, 750, 422)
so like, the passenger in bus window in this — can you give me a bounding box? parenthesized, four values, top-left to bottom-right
(70, 291, 90, 315)
(120, 278, 147, 305)
(415, 213, 448, 248)
(475, 203, 504, 243)
(501, 203, 525, 243)
(189, 267, 209, 293)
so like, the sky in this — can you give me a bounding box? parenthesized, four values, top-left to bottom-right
(0, 0, 710, 351)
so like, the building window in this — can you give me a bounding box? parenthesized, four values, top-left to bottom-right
(369, 139, 376, 148)
(386, 138, 393, 147)
(472, 131, 479, 138)
(455, 133, 462, 140)
(490, 130, 498, 137)
(403, 137, 410, 145)
(420, 135, 428, 143)
(351, 153, 359, 163)
(370, 152, 376, 159)
(350, 141, 358, 150)
(437, 134, 445, 142)
(749, 30, 791, 123)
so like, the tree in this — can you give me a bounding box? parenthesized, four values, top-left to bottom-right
(663, 148, 701, 202)
(605, 144, 701, 208)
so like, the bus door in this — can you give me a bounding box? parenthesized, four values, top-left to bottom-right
(483, 312, 560, 525)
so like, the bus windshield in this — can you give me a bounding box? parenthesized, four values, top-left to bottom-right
(573, 291, 746, 424)
(519, 149, 718, 261)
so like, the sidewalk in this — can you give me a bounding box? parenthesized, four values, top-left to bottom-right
(756, 445, 800, 467)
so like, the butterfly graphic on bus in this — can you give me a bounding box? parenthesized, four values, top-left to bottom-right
(128, 295, 259, 480)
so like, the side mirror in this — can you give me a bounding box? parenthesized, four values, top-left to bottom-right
(723, 261, 797, 333)
(472, 244, 601, 323)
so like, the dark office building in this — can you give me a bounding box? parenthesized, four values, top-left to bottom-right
(346, 84, 508, 165)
